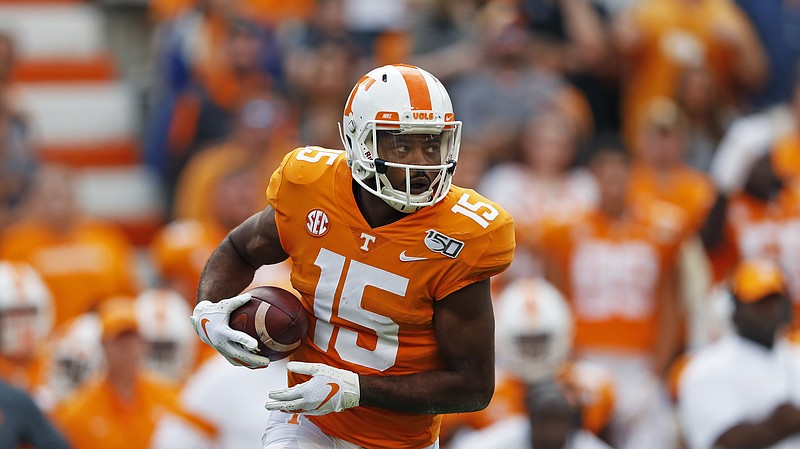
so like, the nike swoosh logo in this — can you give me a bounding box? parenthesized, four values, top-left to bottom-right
(399, 251, 427, 262)
(200, 318, 211, 340)
(313, 382, 340, 410)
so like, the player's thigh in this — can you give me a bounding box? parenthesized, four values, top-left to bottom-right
(262, 412, 355, 449)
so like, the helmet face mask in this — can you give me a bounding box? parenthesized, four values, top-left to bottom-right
(340, 64, 461, 213)
(0, 261, 53, 358)
(495, 278, 574, 384)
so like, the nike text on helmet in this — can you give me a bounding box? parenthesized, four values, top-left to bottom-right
(495, 278, 574, 384)
(339, 64, 462, 213)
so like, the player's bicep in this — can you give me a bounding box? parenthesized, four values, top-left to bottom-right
(228, 206, 289, 267)
(434, 279, 495, 400)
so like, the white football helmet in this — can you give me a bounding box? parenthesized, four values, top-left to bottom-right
(134, 289, 197, 381)
(0, 261, 54, 358)
(495, 277, 574, 383)
(340, 64, 462, 213)
(48, 313, 103, 400)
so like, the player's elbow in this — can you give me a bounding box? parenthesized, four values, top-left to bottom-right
(465, 380, 495, 412)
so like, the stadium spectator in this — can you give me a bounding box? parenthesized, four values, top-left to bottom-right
(538, 137, 683, 449)
(674, 65, 732, 172)
(191, 64, 515, 449)
(449, 2, 591, 164)
(520, 0, 619, 134)
(629, 97, 716, 239)
(53, 298, 183, 449)
(0, 378, 69, 449)
(0, 165, 139, 329)
(613, 0, 767, 146)
(479, 110, 597, 283)
(170, 97, 287, 221)
(0, 32, 34, 230)
(146, 5, 282, 196)
(678, 258, 800, 449)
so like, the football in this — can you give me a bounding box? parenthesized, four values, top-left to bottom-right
(229, 286, 309, 361)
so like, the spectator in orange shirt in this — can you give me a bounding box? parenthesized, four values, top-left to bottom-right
(54, 298, 184, 449)
(171, 96, 289, 222)
(631, 97, 717, 235)
(613, 0, 766, 147)
(0, 165, 139, 329)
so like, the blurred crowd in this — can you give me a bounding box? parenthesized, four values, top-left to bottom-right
(2, 0, 800, 448)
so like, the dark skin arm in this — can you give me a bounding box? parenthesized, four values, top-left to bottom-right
(196, 206, 288, 304)
(359, 279, 496, 413)
(699, 193, 729, 251)
(715, 403, 800, 449)
(197, 204, 496, 414)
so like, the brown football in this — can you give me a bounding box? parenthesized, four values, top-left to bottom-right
(229, 286, 308, 361)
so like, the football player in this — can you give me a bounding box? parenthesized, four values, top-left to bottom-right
(191, 64, 515, 448)
(0, 261, 53, 393)
(441, 277, 615, 445)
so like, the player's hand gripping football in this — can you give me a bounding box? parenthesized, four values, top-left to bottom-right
(190, 292, 271, 368)
(264, 362, 360, 415)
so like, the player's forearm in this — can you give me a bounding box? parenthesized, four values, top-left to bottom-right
(196, 238, 259, 304)
(358, 368, 494, 414)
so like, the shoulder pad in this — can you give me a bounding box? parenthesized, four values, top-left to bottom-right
(281, 146, 345, 185)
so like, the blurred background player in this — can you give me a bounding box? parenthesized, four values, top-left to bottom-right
(0, 261, 53, 397)
(42, 312, 103, 410)
(678, 258, 800, 449)
(134, 288, 198, 382)
(701, 152, 800, 327)
(440, 277, 615, 447)
(538, 137, 684, 449)
(449, 381, 613, 449)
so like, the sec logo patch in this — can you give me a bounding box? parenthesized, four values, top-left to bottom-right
(306, 209, 329, 236)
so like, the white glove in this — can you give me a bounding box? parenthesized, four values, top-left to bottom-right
(264, 362, 360, 415)
(190, 292, 271, 369)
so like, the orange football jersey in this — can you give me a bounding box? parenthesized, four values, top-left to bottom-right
(712, 185, 800, 321)
(266, 147, 515, 449)
(629, 164, 716, 237)
(540, 208, 679, 354)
